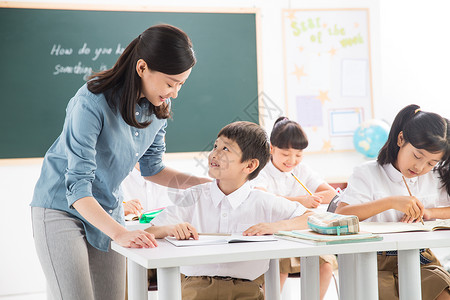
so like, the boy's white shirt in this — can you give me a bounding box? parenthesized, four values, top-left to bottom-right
(121, 167, 175, 211)
(339, 160, 450, 222)
(252, 160, 324, 197)
(151, 180, 307, 280)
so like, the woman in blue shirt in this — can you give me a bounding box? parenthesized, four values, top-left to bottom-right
(30, 24, 209, 300)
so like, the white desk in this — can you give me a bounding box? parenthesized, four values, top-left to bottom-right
(112, 236, 397, 300)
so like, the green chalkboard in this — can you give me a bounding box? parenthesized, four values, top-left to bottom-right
(0, 7, 259, 158)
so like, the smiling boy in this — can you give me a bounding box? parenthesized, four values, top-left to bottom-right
(145, 121, 312, 299)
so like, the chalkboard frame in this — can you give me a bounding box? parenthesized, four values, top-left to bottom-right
(0, 2, 263, 162)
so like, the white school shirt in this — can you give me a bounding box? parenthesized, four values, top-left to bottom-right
(151, 180, 307, 280)
(252, 160, 325, 197)
(121, 167, 174, 211)
(339, 161, 450, 222)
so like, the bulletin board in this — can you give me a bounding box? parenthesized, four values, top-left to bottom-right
(282, 8, 374, 153)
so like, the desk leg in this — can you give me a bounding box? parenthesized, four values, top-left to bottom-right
(355, 252, 378, 300)
(398, 249, 421, 300)
(338, 253, 356, 299)
(300, 256, 320, 300)
(265, 258, 281, 300)
(157, 267, 181, 300)
(127, 260, 147, 300)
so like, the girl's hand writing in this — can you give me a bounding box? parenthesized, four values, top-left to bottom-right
(299, 194, 322, 208)
(114, 230, 158, 248)
(422, 208, 432, 220)
(393, 196, 424, 222)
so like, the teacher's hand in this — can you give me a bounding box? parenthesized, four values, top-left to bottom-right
(115, 230, 158, 248)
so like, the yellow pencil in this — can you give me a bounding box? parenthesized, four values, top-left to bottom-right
(402, 175, 424, 225)
(291, 173, 313, 195)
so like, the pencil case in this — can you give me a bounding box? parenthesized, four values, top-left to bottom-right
(139, 208, 165, 224)
(307, 212, 359, 235)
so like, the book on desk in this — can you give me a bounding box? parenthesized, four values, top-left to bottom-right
(359, 220, 450, 234)
(275, 229, 382, 245)
(165, 234, 277, 247)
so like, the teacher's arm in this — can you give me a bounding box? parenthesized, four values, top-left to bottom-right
(145, 166, 211, 189)
(73, 197, 157, 248)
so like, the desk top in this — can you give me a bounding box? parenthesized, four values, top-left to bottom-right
(380, 230, 450, 250)
(112, 230, 450, 269)
(112, 235, 396, 269)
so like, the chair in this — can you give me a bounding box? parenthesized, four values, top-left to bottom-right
(327, 195, 341, 213)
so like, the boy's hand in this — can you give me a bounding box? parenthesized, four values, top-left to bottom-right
(393, 196, 424, 222)
(123, 199, 144, 216)
(299, 195, 322, 208)
(243, 223, 277, 236)
(168, 222, 199, 240)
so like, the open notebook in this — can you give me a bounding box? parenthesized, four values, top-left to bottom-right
(360, 220, 450, 234)
(165, 235, 277, 247)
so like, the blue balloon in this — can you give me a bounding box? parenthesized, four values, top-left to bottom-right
(353, 119, 390, 158)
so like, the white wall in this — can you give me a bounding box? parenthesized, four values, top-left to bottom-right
(1, 0, 450, 296)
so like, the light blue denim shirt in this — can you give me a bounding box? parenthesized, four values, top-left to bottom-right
(31, 84, 167, 251)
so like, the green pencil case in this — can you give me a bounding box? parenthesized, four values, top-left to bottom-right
(307, 212, 360, 235)
(139, 208, 165, 224)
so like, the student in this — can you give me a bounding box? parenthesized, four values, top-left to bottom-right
(146, 121, 314, 300)
(30, 24, 210, 300)
(335, 104, 450, 300)
(254, 117, 336, 208)
(252, 116, 337, 298)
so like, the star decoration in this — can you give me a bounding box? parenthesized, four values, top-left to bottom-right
(292, 65, 307, 82)
(354, 22, 359, 28)
(298, 46, 304, 52)
(316, 90, 330, 105)
(286, 12, 296, 21)
(328, 48, 337, 56)
(322, 140, 333, 152)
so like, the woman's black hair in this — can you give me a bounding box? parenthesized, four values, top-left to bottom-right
(87, 24, 196, 128)
(270, 117, 308, 150)
(378, 104, 450, 194)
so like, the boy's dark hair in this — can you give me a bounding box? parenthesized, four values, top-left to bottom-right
(88, 24, 196, 128)
(270, 116, 308, 150)
(218, 121, 270, 180)
(378, 104, 450, 194)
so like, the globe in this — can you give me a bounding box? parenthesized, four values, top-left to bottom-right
(353, 119, 390, 158)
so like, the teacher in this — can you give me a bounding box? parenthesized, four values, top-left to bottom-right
(30, 24, 209, 300)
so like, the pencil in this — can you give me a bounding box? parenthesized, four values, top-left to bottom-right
(291, 173, 313, 195)
(402, 175, 425, 225)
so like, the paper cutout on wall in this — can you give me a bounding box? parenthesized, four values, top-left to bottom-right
(329, 108, 363, 136)
(296, 95, 323, 127)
